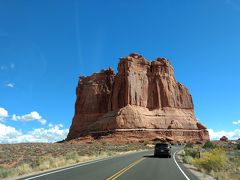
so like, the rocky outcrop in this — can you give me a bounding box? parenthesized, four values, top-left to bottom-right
(220, 136, 228, 141)
(68, 68, 114, 138)
(110, 54, 193, 110)
(67, 53, 209, 143)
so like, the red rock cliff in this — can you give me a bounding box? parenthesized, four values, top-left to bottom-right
(67, 53, 209, 142)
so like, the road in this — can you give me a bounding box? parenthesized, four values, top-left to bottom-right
(19, 146, 198, 180)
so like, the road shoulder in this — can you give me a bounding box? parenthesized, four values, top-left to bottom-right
(176, 149, 215, 180)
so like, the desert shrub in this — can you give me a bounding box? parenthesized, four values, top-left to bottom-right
(183, 155, 193, 164)
(210, 171, 233, 180)
(233, 156, 240, 167)
(34, 155, 50, 168)
(0, 143, 150, 179)
(38, 157, 52, 170)
(203, 140, 216, 149)
(127, 146, 136, 151)
(16, 163, 32, 175)
(192, 148, 228, 173)
(237, 142, 240, 150)
(143, 141, 148, 145)
(184, 148, 199, 158)
(65, 151, 79, 161)
(0, 167, 14, 178)
(101, 141, 107, 145)
(34, 155, 60, 171)
(185, 143, 193, 148)
(49, 156, 66, 168)
(107, 151, 113, 156)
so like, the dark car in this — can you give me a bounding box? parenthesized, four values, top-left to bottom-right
(154, 143, 171, 158)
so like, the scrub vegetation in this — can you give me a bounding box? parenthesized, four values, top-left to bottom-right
(0, 143, 150, 179)
(182, 140, 240, 180)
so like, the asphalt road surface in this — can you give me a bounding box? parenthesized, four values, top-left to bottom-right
(19, 146, 198, 180)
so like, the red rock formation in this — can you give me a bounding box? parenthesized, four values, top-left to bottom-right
(220, 136, 228, 141)
(67, 53, 209, 143)
(68, 68, 114, 138)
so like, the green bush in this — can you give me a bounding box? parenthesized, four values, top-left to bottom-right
(203, 140, 216, 149)
(185, 143, 193, 148)
(107, 151, 113, 156)
(183, 155, 193, 164)
(192, 148, 228, 173)
(0, 167, 14, 179)
(233, 156, 240, 167)
(184, 148, 200, 158)
(237, 142, 240, 150)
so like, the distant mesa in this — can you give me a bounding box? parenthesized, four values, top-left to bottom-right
(66, 53, 209, 143)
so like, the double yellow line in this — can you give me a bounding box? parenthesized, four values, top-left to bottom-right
(107, 158, 145, 180)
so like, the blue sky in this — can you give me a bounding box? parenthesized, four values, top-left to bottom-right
(0, 0, 240, 143)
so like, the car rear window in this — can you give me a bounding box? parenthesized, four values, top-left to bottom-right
(156, 144, 168, 147)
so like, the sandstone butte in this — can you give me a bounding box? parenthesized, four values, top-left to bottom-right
(66, 53, 209, 143)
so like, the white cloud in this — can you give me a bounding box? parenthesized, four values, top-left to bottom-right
(48, 123, 53, 127)
(4, 82, 14, 88)
(12, 111, 47, 125)
(208, 128, 240, 140)
(0, 123, 69, 143)
(0, 107, 8, 121)
(0, 123, 22, 143)
(38, 119, 47, 125)
(233, 120, 240, 125)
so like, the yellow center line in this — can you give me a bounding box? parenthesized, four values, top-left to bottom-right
(106, 157, 145, 180)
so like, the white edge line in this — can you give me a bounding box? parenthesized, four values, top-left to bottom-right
(24, 150, 149, 180)
(173, 150, 190, 180)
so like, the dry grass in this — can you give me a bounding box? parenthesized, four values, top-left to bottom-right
(16, 163, 32, 175)
(192, 148, 228, 172)
(0, 143, 149, 179)
(182, 141, 240, 180)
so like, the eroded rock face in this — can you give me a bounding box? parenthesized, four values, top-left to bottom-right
(110, 54, 193, 110)
(68, 68, 114, 138)
(67, 53, 209, 142)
